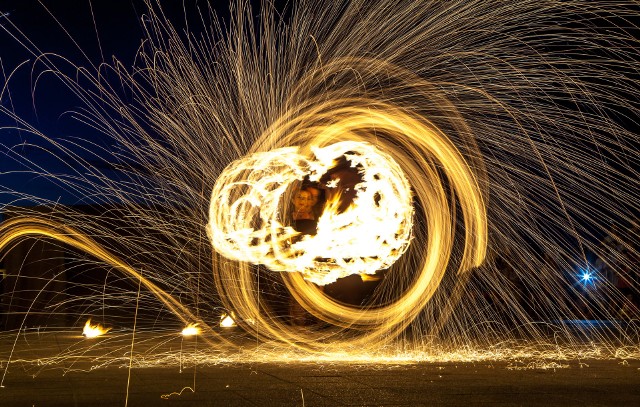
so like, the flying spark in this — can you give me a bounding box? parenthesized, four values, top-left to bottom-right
(0, 0, 638, 368)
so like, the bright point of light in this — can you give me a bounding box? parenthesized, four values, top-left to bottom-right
(220, 314, 236, 328)
(82, 319, 110, 338)
(181, 323, 201, 337)
(581, 271, 593, 282)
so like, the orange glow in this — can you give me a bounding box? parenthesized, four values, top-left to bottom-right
(206, 95, 488, 352)
(220, 314, 237, 328)
(359, 273, 382, 282)
(208, 141, 415, 285)
(181, 323, 201, 337)
(0, 217, 234, 350)
(83, 319, 110, 338)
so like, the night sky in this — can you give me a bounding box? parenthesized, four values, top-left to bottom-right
(0, 1, 253, 206)
(0, 1, 638, 221)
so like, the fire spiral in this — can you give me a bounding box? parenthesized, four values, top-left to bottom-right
(208, 79, 489, 350)
(208, 141, 414, 286)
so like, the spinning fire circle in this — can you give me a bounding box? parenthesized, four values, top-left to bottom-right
(208, 97, 488, 351)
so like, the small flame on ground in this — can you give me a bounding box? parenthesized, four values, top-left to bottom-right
(220, 313, 236, 328)
(83, 319, 110, 338)
(181, 323, 201, 337)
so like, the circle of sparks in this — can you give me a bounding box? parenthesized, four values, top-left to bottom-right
(208, 141, 414, 285)
(208, 86, 489, 351)
(2, 0, 638, 361)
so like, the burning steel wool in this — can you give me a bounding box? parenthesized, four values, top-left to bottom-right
(83, 319, 110, 338)
(208, 141, 416, 285)
(205, 98, 489, 350)
(181, 323, 201, 337)
(0, 0, 639, 381)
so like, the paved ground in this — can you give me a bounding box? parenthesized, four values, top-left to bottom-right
(1, 358, 639, 406)
(0, 329, 639, 406)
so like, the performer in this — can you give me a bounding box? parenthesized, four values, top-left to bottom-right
(289, 186, 319, 325)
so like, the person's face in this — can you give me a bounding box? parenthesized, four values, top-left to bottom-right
(293, 190, 313, 213)
(306, 187, 320, 206)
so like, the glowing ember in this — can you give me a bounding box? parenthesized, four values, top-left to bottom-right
(181, 323, 201, 337)
(5, 0, 637, 360)
(359, 273, 382, 282)
(220, 314, 236, 328)
(82, 319, 110, 338)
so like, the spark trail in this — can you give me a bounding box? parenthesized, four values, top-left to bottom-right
(0, 0, 639, 363)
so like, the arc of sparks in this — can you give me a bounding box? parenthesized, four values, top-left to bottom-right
(208, 94, 489, 351)
(0, 217, 230, 349)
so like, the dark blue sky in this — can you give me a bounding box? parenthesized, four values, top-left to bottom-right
(1, 1, 637, 219)
(0, 1, 252, 206)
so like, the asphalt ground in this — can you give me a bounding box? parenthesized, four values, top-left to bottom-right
(1, 358, 639, 406)
(0, 330, 639, 406)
